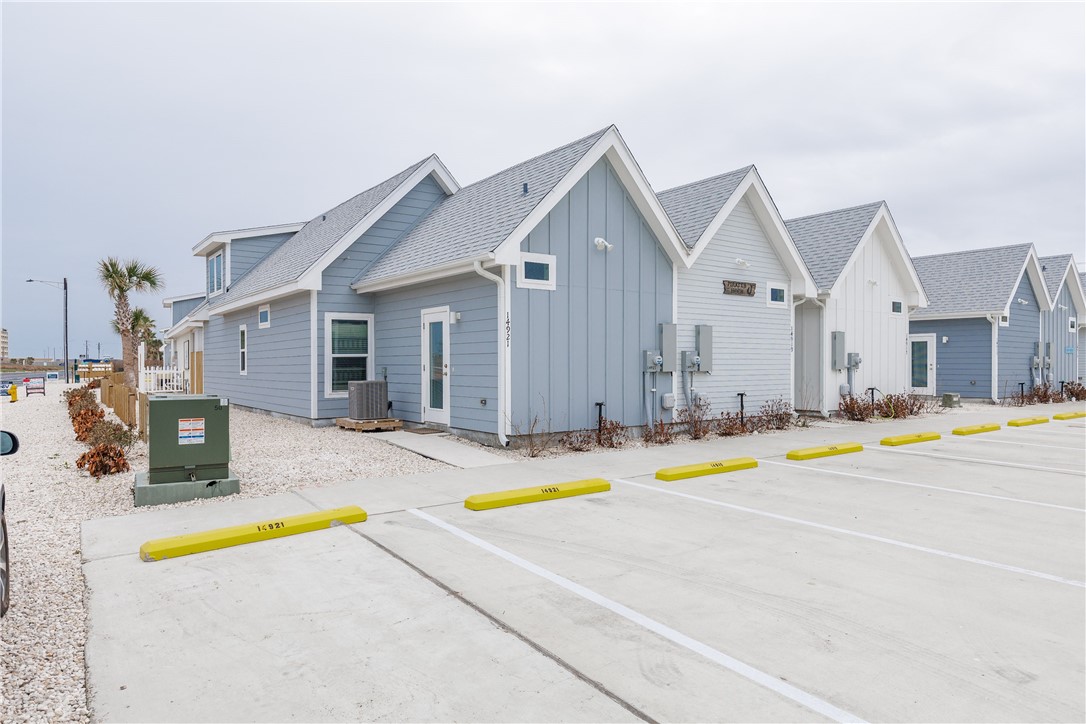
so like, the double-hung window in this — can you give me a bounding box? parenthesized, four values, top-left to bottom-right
(208, 251, 224, 296)
(325, 313, 373, 397)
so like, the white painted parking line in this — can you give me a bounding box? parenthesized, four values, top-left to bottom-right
(758, 459, 1085, 513)
(611, 479, 1085, 589)
(409, 508, 867, 724)
(949, 437, 1085, 452)
(867, 446, 1084, 475)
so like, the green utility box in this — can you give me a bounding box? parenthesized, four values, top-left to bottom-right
(134, 394, 240, 507)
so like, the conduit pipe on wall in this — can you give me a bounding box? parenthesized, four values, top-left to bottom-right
(473, 261, 509, 447)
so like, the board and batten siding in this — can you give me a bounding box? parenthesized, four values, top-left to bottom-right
(230, 232, 296, 283)
(171, 296, 205, 326)
(315, 175, 447, 419)
(997, 273, 1041, 396)
(509, 157, 674, 432)
(908, 318, 993, 398)
(821, 221, 912, 402)
(676, 196, 792, 414)
(1041, 282, 1078, 386)
(203, 292, 312, 417)
(373, 273, 498, 432)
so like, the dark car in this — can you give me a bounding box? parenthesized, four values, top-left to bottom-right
(1, 429, 18, 617)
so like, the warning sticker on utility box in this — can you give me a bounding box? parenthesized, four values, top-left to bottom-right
(178, 417, 206, 445)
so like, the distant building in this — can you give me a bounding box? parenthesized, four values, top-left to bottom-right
(1, 328, 7, 359)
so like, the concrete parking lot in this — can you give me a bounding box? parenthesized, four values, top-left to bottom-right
(82, 405, 1086, 722)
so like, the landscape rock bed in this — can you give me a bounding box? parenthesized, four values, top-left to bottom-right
(0, 385, 447, 723)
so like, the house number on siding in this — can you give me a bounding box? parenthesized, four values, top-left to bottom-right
(722, 280, 757, 296)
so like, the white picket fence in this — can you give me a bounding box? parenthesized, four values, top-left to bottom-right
(138, 342, 186, 393)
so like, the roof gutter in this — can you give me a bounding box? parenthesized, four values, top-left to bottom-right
(352, 255, 494, 294)
(473, 261, 510, 447)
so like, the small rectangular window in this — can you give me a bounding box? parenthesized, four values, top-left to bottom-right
(239, 325, 247, 375)
(766, 283, 787, 308)
(1071, 317, 1078, 333)
(891, 300, 903, 314)
(208, 251, 224, 296)
(258, 304, 271, 329)
(517, 253, 557, 291)
(999, 314, 1010, 327)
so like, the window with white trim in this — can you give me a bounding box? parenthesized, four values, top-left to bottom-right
(516, 253, 556, 291)
(891, 300, 903, 315)
(766, 283, 787, 308)
(183, 340, 190, 370)
(324, 313, 372, 397)
(999, 314, 1010, 327)
(258, 304, 271, 329)
(1070, 317, 1078, 333)
(239, 325, 247, 375)
(208, 251, 224, 296)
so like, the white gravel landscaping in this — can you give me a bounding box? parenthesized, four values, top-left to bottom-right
(0, 383, 448, 723)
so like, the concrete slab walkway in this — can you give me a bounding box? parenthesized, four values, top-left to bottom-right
(371, 430, 513, 468)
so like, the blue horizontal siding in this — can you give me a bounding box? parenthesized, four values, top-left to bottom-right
(909, 318, 992, 398)
(997, 273, 1041, 395)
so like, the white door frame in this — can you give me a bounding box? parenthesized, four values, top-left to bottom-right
(421, 306, 451, 425)
(908, 333, 937, 396)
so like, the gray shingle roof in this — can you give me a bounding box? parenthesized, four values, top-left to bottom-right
(357, 127, 611, 284)
(657, 166, 752, 248)
(1039, 254, 1073, 302)
(910, 244, 1033, 318)
(785, 202, 884, 290)
(210, 157, 431, 308)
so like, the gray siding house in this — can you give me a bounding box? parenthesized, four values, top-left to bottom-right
(1038, 255, 1085, 388)
(910, 244, 1051, 401)
(657, 166, 817, 415)
(166, 126, 692, 443)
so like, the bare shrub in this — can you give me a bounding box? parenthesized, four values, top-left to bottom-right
(76, 444, 131, 478)
(715, 411, 746, 436)
(676, 397, 712, 439)
(641, 419, 674, 445)
(757, 397, 794, 430)
(1065, 381, 1086, 401)
(874, 393, 927, 419)
(838, 395, 873, 422)
(558, 428, 595, 452)
(72, 406, 106, 443)
(598, 418, 628, 449)
(86, 420, 138, 453)
(511, 396, 556, 457)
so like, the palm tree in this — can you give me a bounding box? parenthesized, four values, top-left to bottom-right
(112, 307, 163, 365)
(98, 258, 163, 387)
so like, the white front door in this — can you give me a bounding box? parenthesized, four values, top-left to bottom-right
(909, 334, 936, 396)
(421, 308, 451, 425)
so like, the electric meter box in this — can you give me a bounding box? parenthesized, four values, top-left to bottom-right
(134, 394, 239, 507)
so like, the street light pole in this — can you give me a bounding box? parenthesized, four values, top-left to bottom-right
(26, 277, 70, 384)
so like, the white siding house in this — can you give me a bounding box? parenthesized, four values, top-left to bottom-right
(787, 202, 928, 415)
(658, 167, 816, 414)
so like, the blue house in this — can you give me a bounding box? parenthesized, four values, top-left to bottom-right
(909, 244, 1051, 402)
(1038, 255, 1085, 389)
(165, 126, 696, 443)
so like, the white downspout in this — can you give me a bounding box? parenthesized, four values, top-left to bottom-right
(986, 314, 999, 402)
(474, 261, 510, 446)
(810, 296, 828, 417)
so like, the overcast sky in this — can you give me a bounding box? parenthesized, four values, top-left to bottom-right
(3, 2, 1083, 359)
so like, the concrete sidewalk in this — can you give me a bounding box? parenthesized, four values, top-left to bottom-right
(372, 430, 513, 468)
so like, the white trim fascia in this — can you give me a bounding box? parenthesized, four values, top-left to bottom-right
(210, 282, 307, 316)
(352, 255, 494, 294)
(323, 311, 375, 399)
(297, 156, 460, 291)
(192, 222, 306, 255)
(1058, 259, 1086, 315)
(310, 290, 318, 418)
(1006, 246, 1053, 313)
(685, 169, 818, 298)
(828, 205, 928, 307)
(491, 126, 689, 268)
(161, 292, 206, 308)
(164, 305, 210, 340)
(910, 311, 1001, 322)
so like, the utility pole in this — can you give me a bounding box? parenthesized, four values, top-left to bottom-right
(97, 342, 101, 359)
(85, 340, 89, 358)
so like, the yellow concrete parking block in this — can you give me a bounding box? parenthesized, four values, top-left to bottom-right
(952, 423, 1001, 436)
(465, 478, 610, 511)
(139, 505, 368, 562)
(655, 457, 758, 482)
(880, 432, 941, 447)
(1053, 411, 1086, 420)
(1008, 416, 1049, 427)
(785, 442, 863, 461)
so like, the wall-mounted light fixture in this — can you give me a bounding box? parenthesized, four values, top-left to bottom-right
(1016, 298, 1030, 305)
(734, 258, 750, 268)
(594, 237, 614, 252)
(868, 279, 879, 286)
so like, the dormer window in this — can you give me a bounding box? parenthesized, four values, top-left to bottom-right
(208, 251, 224, 296)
